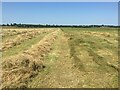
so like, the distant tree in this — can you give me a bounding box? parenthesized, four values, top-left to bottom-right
(2, 24, 4, 26)
(6, 24, 9, 26)
(10, 23, 13, 26)
(101, 24, 104, 27)
(13, 23, 17, 26)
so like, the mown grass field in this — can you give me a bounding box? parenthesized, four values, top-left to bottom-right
(1, 27, 118, 88)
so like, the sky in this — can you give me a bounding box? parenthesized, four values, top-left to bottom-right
(2, 2, 118, 25)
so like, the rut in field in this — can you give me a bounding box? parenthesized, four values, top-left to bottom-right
(28, 30, 81, 88)
(28, 30, 118, 88)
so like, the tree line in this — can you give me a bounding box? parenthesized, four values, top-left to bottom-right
(1, 23, 119, 28)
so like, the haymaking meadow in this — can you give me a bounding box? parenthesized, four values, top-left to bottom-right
(0, 2, 119, 88)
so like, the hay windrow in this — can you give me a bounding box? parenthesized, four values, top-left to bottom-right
(2, 29, 55, 51)
(2, 29, 28, 38)
(1, 29, 60, 88)
(1, 27, 118, 88)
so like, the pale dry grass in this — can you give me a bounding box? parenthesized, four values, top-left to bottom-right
(2, 28, 56, 51)
(1, 29, 60, 88)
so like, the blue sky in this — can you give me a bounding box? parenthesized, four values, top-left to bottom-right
(2, 2, 118, 25)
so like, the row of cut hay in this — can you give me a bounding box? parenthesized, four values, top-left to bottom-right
(82, 31, 118, 44)
(2, 28, 57, 31)
(2, 29, 29, 38)
(1, 29, 60, 88)
(2, 55, 43, 88)
(2, 28, 56, 40)
(83, 31, 112, 37)
(2, 29, 52, 51)
(23, 29, 60, 59)
(2, 28, 57, 37)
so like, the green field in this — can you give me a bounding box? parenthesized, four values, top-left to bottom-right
(1, 27, 118, 88)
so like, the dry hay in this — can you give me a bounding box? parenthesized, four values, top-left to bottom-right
(1, 30, 60, 88)
(2, 30, 49, 51)
(23, 30, 59, 59)
(83, 31, 112, 37)
(82, 31, 118, 44)
(2, 53, 44, 88)
(2, 28, 56, 38)
(2, 29, 28, 37)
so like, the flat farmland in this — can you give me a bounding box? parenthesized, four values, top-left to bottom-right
(1, 27, 118, 88)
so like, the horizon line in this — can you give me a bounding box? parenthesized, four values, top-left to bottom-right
(1, 23, 119, 26)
